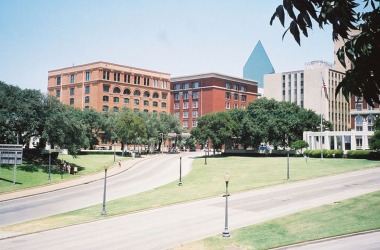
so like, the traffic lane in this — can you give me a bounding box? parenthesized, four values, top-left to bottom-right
(1, 168, 380, 249)
(0, 153, 196, 227)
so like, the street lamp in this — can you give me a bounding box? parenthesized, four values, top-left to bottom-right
(223, 173, 230, 237)
(286, 146, 290, 180)
(204, 140, 208, 165)
(160, 133, 164, 154)
(48, 150, 51, 183)
(113, 142, 117, 162)
(178, 152, 182, 186)
(101, 163, 109, 215)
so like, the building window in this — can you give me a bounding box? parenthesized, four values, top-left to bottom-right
(70, 74, 75, 83)
(183, 92, 189, 100)
(153, 79, 159, 88)
(233, 84, 238, 90)
(356, 103, 362, 111)
(225, 102, 230, 109)
(234, 103, 238, 108)
(192, 111, 198, 118)
(174, 112, 180, 118)
(234, 94, 239, 100)
(85, 86, 90, 94)
(124, 98, 130, 104)
(113, 97, 119, 103)
(193, 82, 199, 88)
(123, 74, 130, 83)
(153, 92, 159, 98)
(102, 105, 109, 112)
(174, 84, 181, 90)
(355, 116, 363, 131)
(162, 93, 167, 100)
(183, 83, 189, 90)
(123, 88, 131, 95)
(85, 72, 91, 81)
(226, 82, 230, 89)
(144, 91, 150, 97)
(192, 120, 198, 127)
(240, 85, 247, 92)
(134, 75, 140, 84)
(103, 85, 110, 92)
(225, 92, 231, 99)
(241, 95, 246, 102)
(183, 102, 189, 109)
(144, 77, 150, 86)
(113, 107, 119, 112)
(144, 109, 149, 113)
(56, 76, 61, 85)
(162, 102, 167, 108)
(153, 101, 158, 107)
(134, 99, 139, 105)
(84, 106, 89, 110)
(183, 120, 188, 128)
(356, 136, 363, 149)
(241, 104, 246, 109)
(144, 100, 149, 106)
(70, 88, 75, 96)
(162, 81, 168, 89)
(174, 103, 180, 109)
(192, 92, 198, 99)
(56, 90, 60, 97)
(114, 72, 120, 82)
(103, 71, 110, 80)
(193, 101, 198, 108)
(368, 115, 375, 131)
(85, 96, 90, 103)
(70, 98, 74, 105)
(103, 96, 109, 102)
(113, 87, 121, 94)
(134, 90, 141, 96)
(183, 112, 189, 118)
(174, 93, 180, 100)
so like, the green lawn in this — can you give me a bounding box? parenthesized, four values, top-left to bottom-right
(2, 156, 379, 235)
(0, 154, 128, 193)
(178, 190, 380, 250)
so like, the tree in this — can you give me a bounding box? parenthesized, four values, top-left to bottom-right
(80, 108, 108, 149)
(271, 0, 380, 105)
(291, 140, 309, 154)
(369, 117, 380, 150)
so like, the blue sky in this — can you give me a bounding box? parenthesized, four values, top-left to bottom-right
(0, 0, 333, 92)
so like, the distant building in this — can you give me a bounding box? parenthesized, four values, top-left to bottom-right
(47, 61, 171, 114)
(264, 60, 350, 131)
(243, 40, 275, 95)
(170, 73, 259, 130)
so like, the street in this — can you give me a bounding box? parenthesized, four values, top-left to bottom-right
(0, 152, 198, 227)
(1, 166, 380, 249)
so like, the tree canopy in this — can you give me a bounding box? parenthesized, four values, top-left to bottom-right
(271, 0, 380, 106)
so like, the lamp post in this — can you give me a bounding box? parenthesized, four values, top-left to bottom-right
(204, 140, 208, 165)
(48, 150, 51, 183)
(178, 152, 182, 186)
(223, 173, 230, 237)
(113, 142, 117, 162)
(101, 163, 109, 215)
(286, 146, 290, 180)
(160, 133, 164, 154)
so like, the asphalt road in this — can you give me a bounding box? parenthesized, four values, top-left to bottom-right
(0, 152, 199, 227)
(1, 167, 380, 249)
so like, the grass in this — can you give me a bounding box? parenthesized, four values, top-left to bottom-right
(1, 156, 379, 235)
(0, 154, 128, 193)
(178, 190, 380, 250)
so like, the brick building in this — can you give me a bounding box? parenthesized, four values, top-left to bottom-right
(47, 61, 171, 114)
(170, 73, 259, 130)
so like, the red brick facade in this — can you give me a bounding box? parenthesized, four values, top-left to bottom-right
(170, 73, 259, 130)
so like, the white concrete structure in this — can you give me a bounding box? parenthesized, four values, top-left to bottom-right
(264, 61, 350, 131)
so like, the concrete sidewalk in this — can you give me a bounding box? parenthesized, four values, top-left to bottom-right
(0, 155, 154, 202)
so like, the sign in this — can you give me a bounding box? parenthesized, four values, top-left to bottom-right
(168, 133, 177, 137)
(181, 133, 191, 138)
(0, 144, 23, 165)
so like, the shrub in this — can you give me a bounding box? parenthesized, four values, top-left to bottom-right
(304, 149, 343, 158)
(346, 150, 380, 160)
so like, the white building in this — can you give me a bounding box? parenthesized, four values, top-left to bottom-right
(264, 61, 350, 131)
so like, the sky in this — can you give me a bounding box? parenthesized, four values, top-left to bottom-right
(0, 0, 333, 93)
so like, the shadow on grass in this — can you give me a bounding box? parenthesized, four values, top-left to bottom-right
(0, 178, 23, 185)
(19, 164, 39, 173)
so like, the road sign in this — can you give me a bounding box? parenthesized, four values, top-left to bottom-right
(0, 144, 23, 185)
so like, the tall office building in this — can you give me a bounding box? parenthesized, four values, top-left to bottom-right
(243, 40, 275, 95)
(264, 60, 350, 131)
(47, 61, 171, 114)
(171, 73, 259, 130)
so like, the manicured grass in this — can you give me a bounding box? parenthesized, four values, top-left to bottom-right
(2, 156, 379, 234)
(0, 154, 128, 193)
(178, 190, 380, 250)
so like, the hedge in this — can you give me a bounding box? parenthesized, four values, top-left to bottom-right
(304, 149, 343, 158)
(346, 150, 380, 160)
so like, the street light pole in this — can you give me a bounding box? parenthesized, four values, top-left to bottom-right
(101, 163, 108, 215)
(48, 150, 51, 183)
(113, 142, 116, 162)
(204, 140, 208, 165)
(178, 152, 182, 186)
(160, 133, 164, 154)
(286, 146, 290, 180)
(223, 173, 230, 237)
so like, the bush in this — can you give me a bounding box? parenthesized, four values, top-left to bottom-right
(345, 150, 380, 160)
(304, 149, 343, 158)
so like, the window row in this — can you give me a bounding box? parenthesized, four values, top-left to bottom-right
(56, 72, 91, 85)
(182, 120, 198, 128)
(173, 92, 199, 101)
(173, 111, 199, 119)
(101, 106, 161, 113)
(103, 86, 167, 99)
(173, 82, 199, 90)
(103, 70, 168, 89)
(225, 102, 246, 109)
(174, 101, 198, 109)
(355, 115, 376, 131)
(225, 92, 246, 101)
(225, 82, 247, 92)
